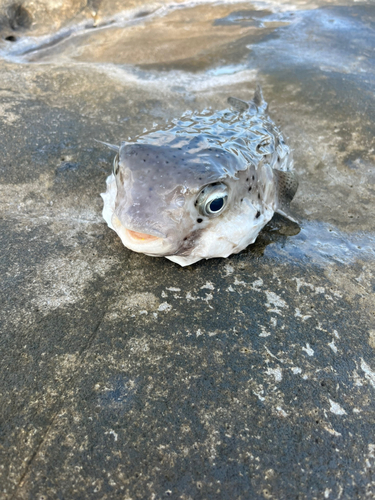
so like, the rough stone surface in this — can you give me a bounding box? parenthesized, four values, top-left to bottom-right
(0, 1, 374, 499)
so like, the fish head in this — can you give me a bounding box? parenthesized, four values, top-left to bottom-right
(100, 90, 297, 266)
(107, 136, 251, 259)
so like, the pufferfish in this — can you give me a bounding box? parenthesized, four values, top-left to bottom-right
(100, 87, 298, 267)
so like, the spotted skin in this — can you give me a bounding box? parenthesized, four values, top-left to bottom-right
(101, 88, 298, 266)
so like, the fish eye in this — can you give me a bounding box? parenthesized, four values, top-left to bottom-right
(207, 196, 226, 214)
(197, 183, 228, 217)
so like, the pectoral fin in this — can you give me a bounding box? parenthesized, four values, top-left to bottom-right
(273, 169, 299, 223)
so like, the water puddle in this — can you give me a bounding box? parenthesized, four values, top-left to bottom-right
(261, 218, 375, 266)
(1, 1, 282, 67)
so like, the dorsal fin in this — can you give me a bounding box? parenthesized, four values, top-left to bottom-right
(252, 85, 268, 113)
(227, 96, 249, 112)
(228, 85, 268, 114)
(253, 85, 264, 107)
(273, 169, 299, 223)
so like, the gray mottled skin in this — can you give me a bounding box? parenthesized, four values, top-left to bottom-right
(101, 88, 298, 266)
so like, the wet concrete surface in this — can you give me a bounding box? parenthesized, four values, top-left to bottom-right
(0, 1, 374, 499)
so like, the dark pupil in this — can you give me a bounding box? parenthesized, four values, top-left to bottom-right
(209, 198, 224, 212)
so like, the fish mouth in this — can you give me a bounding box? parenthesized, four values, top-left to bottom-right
(112, 214, 165, 244)
(125, 228, 161, 243)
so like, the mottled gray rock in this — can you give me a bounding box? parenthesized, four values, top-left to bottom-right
(0, 0, 86, 38)
(0, 1, 374, 499)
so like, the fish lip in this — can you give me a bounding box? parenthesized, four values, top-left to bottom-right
(112, 214, 166, 241)
(124, 225, 166, 239)
(125, 228, 163, 243)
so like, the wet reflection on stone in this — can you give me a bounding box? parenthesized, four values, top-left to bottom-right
(241, 213, 301, 259)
